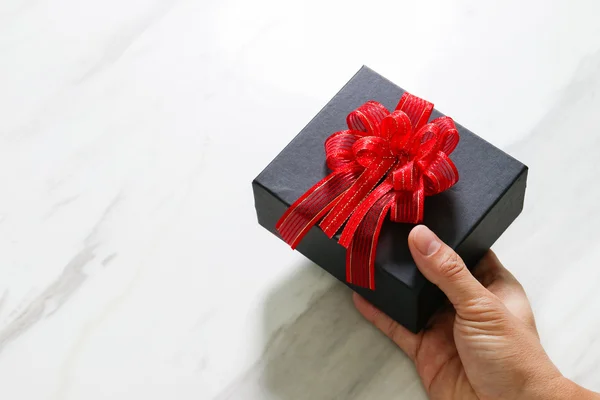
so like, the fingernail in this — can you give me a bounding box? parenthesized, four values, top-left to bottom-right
(413, 225, 441, 256)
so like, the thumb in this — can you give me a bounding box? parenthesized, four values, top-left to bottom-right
(408, 225, 494, 314)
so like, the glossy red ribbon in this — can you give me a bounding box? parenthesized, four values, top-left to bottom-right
(276, 93, 460, 289)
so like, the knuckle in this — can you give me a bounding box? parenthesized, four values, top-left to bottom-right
(437, 251, 464, 280)
(367, 306, 382, 324)
(458, 296, 508, 323)
(374, 312, 399, 340)
(384, 318, 399, 340)
(463, 295, 497, 311)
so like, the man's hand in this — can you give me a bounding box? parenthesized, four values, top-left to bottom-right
(353, 225, 598, 400)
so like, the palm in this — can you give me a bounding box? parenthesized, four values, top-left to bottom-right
(407, 307, 476, 399)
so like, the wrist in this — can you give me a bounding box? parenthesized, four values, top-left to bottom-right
(528, 376, 598, 400)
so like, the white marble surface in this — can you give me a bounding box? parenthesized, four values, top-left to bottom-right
(1, 0, 600, 398)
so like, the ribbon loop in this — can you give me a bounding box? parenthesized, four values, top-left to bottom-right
(325, 130, 361, 170)
(423, 151, 459, 195)
(277, 92, 460, 290)
(395, 93, 434, 131)
(413, 124, 442, 172)
(432, 116, 460, 154)
(346, 101, 390, 136)
(352, 136, 391, 167)
(380, 110, 412, 152)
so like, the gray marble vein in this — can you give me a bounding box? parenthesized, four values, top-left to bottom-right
(0, 246, 96, 354)
(0, 192, 121, 354)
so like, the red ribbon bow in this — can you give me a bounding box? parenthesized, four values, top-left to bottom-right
(276, 93, 460, 289)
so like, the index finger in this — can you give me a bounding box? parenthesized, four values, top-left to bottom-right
(353, 293, 422, 361)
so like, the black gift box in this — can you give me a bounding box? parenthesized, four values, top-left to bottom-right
(253, 66, 527, 333)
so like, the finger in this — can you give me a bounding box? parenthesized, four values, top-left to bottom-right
(472, 250, 519, 288)
(473, 251, 537, 331)
(408, 225, 492, 312)
(353, 293, 422, 361)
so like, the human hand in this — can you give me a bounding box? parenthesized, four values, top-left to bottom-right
(353, 225, 599, 400)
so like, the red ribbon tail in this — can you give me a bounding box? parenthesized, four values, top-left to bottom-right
(390, 178, 425, 224)
(346, 192, 395, 289)
(338, 178, 393, 248)
(276, 166, 361, 249)
(319, 159, 395, 238)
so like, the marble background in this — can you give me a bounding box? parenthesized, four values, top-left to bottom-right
(1, 0, 600, 399)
